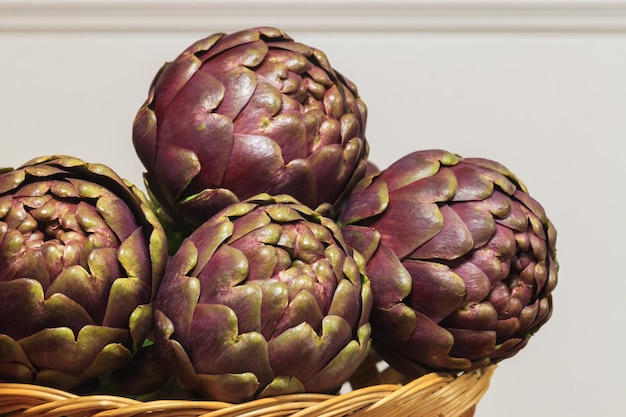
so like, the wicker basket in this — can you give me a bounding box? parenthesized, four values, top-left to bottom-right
(0, 354, 494, 417)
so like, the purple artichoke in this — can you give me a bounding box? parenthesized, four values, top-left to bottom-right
(0, 156, 168, 391)
(339, 149, 558, 377)
(153, 194, 372, 402)
(133, 27, 369, 237)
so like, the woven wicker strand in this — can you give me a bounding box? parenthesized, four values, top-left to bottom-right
(0, 366, 494, 417)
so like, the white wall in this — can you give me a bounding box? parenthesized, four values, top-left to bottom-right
(1, 2, 626, 416)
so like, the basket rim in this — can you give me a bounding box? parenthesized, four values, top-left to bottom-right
(0, 366, 495, 417)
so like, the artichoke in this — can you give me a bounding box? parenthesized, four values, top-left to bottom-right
(339, 149, 558, 377)
(0, 156, 168, 391)
(153, 194, 372, 403)
(133, 26, 369, 238)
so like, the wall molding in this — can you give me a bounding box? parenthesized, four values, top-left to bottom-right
(2, 1, 626, 33)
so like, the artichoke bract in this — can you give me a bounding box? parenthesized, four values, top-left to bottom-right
(133, 26, 369, 237)
(0, 156, 168, 391)
(153, 194, 372, 402)
(339, 149, 558, 377)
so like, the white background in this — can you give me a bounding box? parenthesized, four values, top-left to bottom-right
(1, 1, 625, 416)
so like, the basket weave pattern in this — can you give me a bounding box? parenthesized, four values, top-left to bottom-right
(0, 363, 494, 417)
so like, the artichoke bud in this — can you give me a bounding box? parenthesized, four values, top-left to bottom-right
(133, 27, 369, 243)
(0, 155, 168, 391)
(153, 193, 372, 402)
(339, 149, 558, 378)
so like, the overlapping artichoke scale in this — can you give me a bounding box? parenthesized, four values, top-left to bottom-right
(338, 149, 558, 376)
(154, 310, 262, 403)
(0, 156, 168, 390)
(153, 194, 372, 401)
(0, 335, 36, 383)
(0, 325, 135, 391)
(133, 27, 369, 233)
